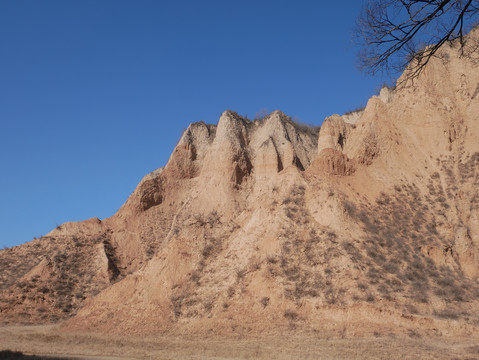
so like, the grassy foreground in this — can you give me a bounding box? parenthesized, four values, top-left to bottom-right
(1, 325, 479, 359)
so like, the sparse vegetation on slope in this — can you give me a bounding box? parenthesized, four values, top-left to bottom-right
(2, 36, 479, 341)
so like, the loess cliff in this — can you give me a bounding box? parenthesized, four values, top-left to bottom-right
(1, 30, 479, 338)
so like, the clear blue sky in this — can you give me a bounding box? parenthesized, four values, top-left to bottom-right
(0, 0, 390, 248)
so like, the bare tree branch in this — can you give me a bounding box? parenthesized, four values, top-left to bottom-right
(355, 0, 479, 79)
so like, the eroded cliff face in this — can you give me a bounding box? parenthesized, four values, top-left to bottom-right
(2, 30, 479, 337)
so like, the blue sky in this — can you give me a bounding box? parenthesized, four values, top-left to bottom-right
(0, 0, 390, 248)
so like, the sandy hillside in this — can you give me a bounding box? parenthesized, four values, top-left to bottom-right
(1, 29, 479, 347)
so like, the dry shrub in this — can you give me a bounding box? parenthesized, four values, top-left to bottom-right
(236, 268, 246, 280)
(261, 297, 270, 308)
(283, 309, 299, 321)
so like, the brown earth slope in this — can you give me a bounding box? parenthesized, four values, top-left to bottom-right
(1, 30, 479, 338)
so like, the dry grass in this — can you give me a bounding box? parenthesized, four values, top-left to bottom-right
(1, 325, 479, 360)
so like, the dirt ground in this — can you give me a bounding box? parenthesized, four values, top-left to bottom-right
(1, 325, 479, 360)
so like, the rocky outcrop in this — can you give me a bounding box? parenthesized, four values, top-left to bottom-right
(201, 110, 252, 184)
(317, 114, 353, 154)
(167, 122, 216, 179)
(250, 110, 318, 177)
(313, 148, 355, 176)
